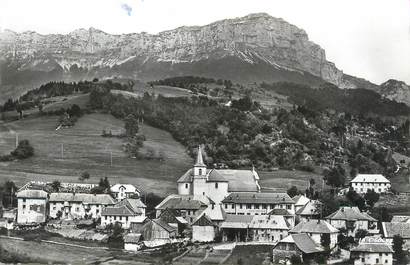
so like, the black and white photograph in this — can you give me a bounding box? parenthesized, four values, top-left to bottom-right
(0, 0, 410, 264)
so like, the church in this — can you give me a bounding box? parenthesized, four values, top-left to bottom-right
(177, 146, 261, 204)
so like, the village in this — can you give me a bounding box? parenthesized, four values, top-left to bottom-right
(0, 146, 408, 265)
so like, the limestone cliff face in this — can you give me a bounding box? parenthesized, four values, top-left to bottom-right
(0, 13, 348, 86)
(379, 79, 410, 106)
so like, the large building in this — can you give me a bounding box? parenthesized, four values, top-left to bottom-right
(326, 206, 378, 237)
(222, 192, 295, 215)
(16, 189, 48, 224)
(177, 146, 261, 204)
(101, 198, 146, 229)
(351, 236, 393, 265)
(350, 174, 391, 194)
(49, 193, 115, 220)
(110, 184, 140, 202)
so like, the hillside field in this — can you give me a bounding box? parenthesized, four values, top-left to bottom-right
(0, 113, 191, 195)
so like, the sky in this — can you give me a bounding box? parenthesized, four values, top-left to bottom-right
(0, 0, 409, 84)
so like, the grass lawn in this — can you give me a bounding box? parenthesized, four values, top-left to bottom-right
(0, 113, 191, 195)
(223, 245, 272, 265)
(112, 85, 193, 99)
(259, 169, 325, 193)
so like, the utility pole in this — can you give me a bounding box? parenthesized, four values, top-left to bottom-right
(61, 143, 64, 159)
(110, 151, 113, 167)
(15, 133, 18, 148)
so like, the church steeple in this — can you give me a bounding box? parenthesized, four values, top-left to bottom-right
(195, 145, 205, 167)
(194, 146, 206, 177)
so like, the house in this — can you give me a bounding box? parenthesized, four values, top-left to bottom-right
(16, 189, 48, 224)
(155, 194, 209, 223)
(124, 233, 142, 251)
(350, 236, 393, 265)
(222, 192, 295, 215)
(248, 215, 290, 243)
(289, 219, 339, 249)
(140, 218, 178, 241)
(382, 222, 410, 250)
(101, 198, 146, 229)
(293, 195, 310, 213)
(157, 208, 188, 236)
(220, 214, 290, 243)
(350, 174, 391, 194)
(269, 208, 295, 228)
(326, 207, 378, 237)
(192, 214, 217, 242)
(272, 233, 325, 264)
(199, 203, 226, 227)
(110, 184, 140, 201)
(49, 193, 115, 220)
(177, 146, 261, 204)
(295, 200, 322, 223)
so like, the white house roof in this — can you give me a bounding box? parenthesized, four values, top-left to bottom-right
(49, 193, 115, 205)
(292, 195, 310, 207)
(290, 219, 339, 234)
(249, 215, 290, 230)
(16, 189, 48, 199)
(351, 236, 393, 253)
(350, 174, 390, 183)
(110, 184, 139, 193)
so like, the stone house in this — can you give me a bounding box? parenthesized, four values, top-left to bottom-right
(110, 184, 140, 202)
(192, 214, 217, 242)
(350, 174, 391, 194)
(289, 219, 339, 249)
(350, 236, 393, 265)
(16, 189, 48, 224)
(101, 198, 146, 229)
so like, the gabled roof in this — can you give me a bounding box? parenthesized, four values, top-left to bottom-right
(292, 195, 310, 207)
(153, 219, 178, 233)
(192, 214, 215, 227)
(382, 222, 410, 239)
(117, 198, 146, 211)
(17, 189, 48, 199)
(124, 233, 141, 243)
(207, 169, 228, 182)
(351, 236, 393, 253)
(222, 192, 294, 204)
(296, 200, 322, 216)
(155, 194, 210, 210)
(391, 215, 410, 223)
(249, 215, 290, 230)
(49, 193, 115, 205)
(201, 204, 227, 221)
(351, 174, 390, 183)
(290, 220, 339, 234)
(326, 207, 377, 222)
(220, 214, 254, 229)
(277, 234, 324, 254)
(102, 205, 135, 216)
(110, 184, 138, 193)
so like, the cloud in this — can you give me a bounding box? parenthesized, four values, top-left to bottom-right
(121, 3, 132, 16)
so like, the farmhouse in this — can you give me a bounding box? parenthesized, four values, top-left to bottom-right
(350, 236, 393, 265)
(110, 184, 140, 202)
(295, 199, 322, 223)
(289, 219, 339, 249)
(101, 198, 146, 229)
(382, 222, 410, 250)
(222, 192, 295, 215)
(177, 146, 261, 204)
(326, 206, 378, 237)
(272, 233, 325, 264)
(192, 214, 217, 242)
(350, 174, 391, 194)
(49, 193, 115, 220)
(16, 189, 48, 224)
(155, 194, 209, 223)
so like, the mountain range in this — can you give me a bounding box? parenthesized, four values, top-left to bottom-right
(0, 13, 406, 104)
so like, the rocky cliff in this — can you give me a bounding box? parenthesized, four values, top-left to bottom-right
(0, 13, 376, 100)
(379, 79, 410, 106)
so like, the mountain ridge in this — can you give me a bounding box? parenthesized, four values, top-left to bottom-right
(0, 12, 378, 101)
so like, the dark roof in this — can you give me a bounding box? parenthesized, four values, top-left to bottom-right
(351, 237, 393, 253)
(269, 208, 293, 216)
(156, 197, 206, 210)
(207, 169, 228, 182)
(124, 233, 141, 243)
(296, 200, 322, 216)
(382, 222, 410, 239)
(290, 220, 339, 234)
(277, 234, 324, 254)
(326, 207, 377, 222)
(222, 192, 294, 204)
(153, 219, 178, 233)
(117, 198, 146, 212)
(102, 205, 135, 216)
(192, 214, 215, 227)
(220, 214, 254, 229)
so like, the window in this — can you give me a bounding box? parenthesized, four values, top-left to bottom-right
(362, 258, 365, 262)
(239, 204, 243, 209)
(287, 205, 291, 210)
(262, 204, 267, 209)
(376, 258, 379, 264)
(114, 216, 117, 220)
(203, 192, 205, 195)
(23, 205, 26, 210)
(185, 183, 188, 189)
(199, 169, 202, 175)
(23, 198, 26, 203)
(385, 260, 388, 263)
(215, 183, 218, 189)
(125, 217, 128, 221)
(76, 207, 80, 212)
(53, 207, 56, 210)
(224, 204, 228, 209)
(255, 204, 259, 209)
(105, 216, 107, 220)
(231, 204, 234, 209)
